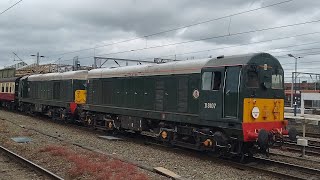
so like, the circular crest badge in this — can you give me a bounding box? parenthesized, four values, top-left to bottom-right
(192, 89, 200, 99)
(251, 107, 260, 119)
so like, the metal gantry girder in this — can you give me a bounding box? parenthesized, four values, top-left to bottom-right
(93, 56, 156, 69)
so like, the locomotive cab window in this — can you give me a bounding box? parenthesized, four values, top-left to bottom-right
(272, 69, 283, 89)
(246, 70, 259, 88)
(201, 71, 222, 90)
(213, 72, 221, 90)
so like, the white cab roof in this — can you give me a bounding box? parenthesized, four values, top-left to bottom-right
(88, 58, 211, 79)
(28, 70, 88, 81)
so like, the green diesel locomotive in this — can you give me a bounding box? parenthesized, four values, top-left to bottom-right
(7, 52, 291, 158)
(81, 52, 289, 156)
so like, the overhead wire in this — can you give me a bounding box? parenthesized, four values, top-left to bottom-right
(95, 19, 320, 57)
(53, 32, 320, 67)
(269, 47, 320, 55)
(276, 51, 320, 59)
(280, 51, 320, 72)
(0, 0, 23, 16)
(48, 0, 294, 57)
(125, 32, 320, 62)
(56, 42, 320, 73)
(54, 32, 320, 65)
(4, 0, 319, 79)
(27, 1, 320, 74)
(282, 59, 320, 65)
(60, 18, 320, 63)
(22, 36, 320, 67)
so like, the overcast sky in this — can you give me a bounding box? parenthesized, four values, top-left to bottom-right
(1, 0, 320, 82)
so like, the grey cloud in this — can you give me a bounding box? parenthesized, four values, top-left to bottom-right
(0, 0, 320, 79)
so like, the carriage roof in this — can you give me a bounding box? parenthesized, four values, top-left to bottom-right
(0, 77, 21, 82)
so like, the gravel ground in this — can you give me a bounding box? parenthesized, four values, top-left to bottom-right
(0, 110, 161, 180)
(0, 109, 281, 180)
(0, 152, 45, 180)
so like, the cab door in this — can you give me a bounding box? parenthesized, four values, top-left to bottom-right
(223, 66, 241, 118)
(199, 68, 224, 120)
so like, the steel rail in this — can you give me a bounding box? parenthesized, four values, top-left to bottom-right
(269, 151, 320, 164)
(200, 156, 315, 180)
(0, 145, 64, 180)
(304, 133, 320, 139)
(250, 156, 320, 180)
(283, 141, 320, 156)
(2, 110, 319, 179)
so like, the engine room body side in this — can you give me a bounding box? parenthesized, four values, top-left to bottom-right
(83, 53, 285, 142)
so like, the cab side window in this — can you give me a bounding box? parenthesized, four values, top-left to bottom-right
(202, 72, 212, 90)
(202, 71, 222, 90)
(212, 72, 221, 90)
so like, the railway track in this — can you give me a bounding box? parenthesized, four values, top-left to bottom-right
(308, 139, 320, 147)
(0, 145, 64, 180)
(243, 156, 320, 180)
(120, 135, 320, 180)
(282, 141, 320, 156)
(0, 116, 180, 180)
(141, 141, 320, 180)
(2, 111, 320, 180)
(303, 133, 320, 139)
(269, 151, 320, 164)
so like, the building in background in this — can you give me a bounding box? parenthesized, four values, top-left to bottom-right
(284, 81, 320, 108)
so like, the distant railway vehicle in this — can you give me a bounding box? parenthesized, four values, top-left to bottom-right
(0, 77, 20, 109)
(0, 52, 293, 159)
(18, 70, 87, 120)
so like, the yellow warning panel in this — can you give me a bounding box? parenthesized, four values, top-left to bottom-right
(243, 98, 284, 123)
(75, 90, 87, 104)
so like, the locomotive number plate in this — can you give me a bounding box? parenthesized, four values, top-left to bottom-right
(204, 102, 216, 109)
